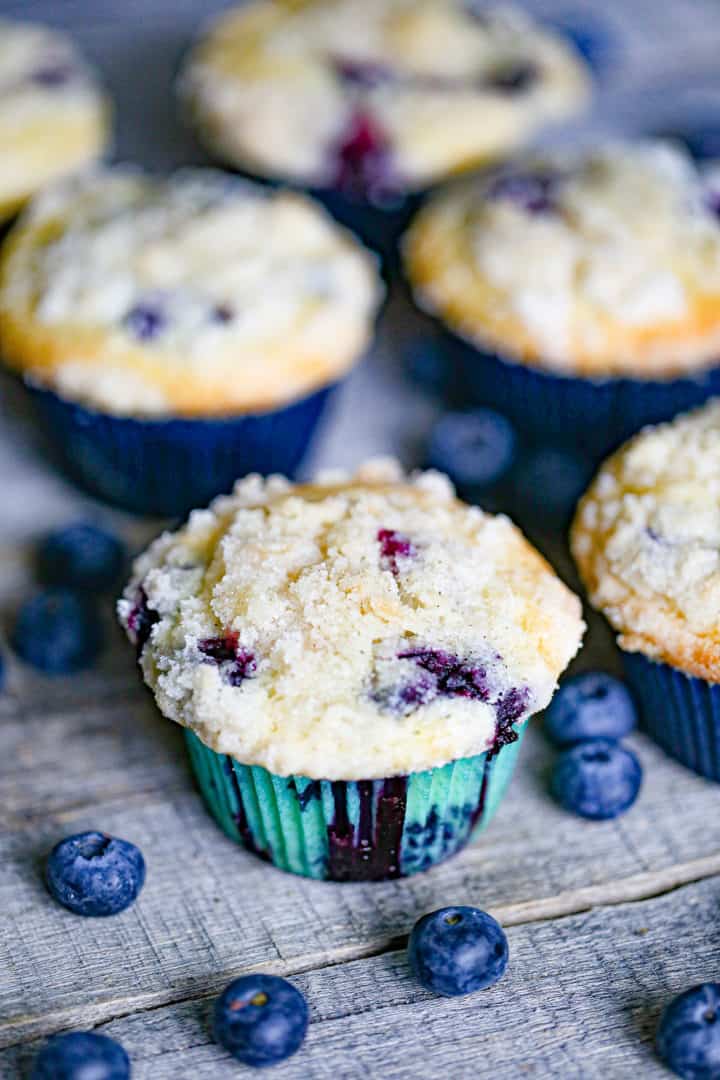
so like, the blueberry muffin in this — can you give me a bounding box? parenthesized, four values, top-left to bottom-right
(572, 401, 720, 780)
(179, 0, 590, 252)
(119, 459, 584, 880)
(0, 166, 382, 514)
(0, 20, 109, 224)
(405, 141, 720, 457)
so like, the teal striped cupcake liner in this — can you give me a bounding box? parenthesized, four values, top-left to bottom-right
(185, 727, 526, 881)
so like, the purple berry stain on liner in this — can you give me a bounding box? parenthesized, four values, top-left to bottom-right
(126, 587, 159, 655)
(377, 528, 416, 575)
(198, 633, 256, 687)
(327, 777, 408, 882)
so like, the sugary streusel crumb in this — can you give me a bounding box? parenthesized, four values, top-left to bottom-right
(120, 460, 584, 779)
(572, 400, 720, 681)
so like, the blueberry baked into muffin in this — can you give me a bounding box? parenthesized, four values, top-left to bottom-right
(572, 400, 720, 781)
(0, 166, 382, 514)
(405, 140, 720, 457)
(0, 20, 109, 225)
(179, 0, 590, 252)
(119, 459, 584, 880)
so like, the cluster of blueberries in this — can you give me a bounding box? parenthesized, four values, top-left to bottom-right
(11, 523, 126, 675)
(422, 393, 594, 534)
(544, 671, 643, 820)
(32, 827, 720, 1080)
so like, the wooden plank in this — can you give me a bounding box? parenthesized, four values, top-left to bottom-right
(1, 707, 719, 1047)
(4, 875, 718, 1079)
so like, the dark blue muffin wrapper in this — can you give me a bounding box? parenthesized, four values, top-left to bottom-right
(432, 324, 720, 460)
(24, 380, 334, 517)
(623, 652, 720, 782)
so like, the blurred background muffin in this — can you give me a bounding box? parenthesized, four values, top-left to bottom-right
(0, 19, 109, 226)
(179, 0, 590, 257)
(404, 140, 720, 460)
(0, 166, 382, 516)
(572, 400, 720, 781)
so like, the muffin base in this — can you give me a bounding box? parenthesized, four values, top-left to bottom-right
(434, 325, 720, 459)
(623, 652, 720, 782)
(23, 381, 333, 517)
(185, 727, 526, 881)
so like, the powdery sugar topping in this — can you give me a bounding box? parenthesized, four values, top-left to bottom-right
(572, 400, 720, 681)
(119, 459, 584, 779)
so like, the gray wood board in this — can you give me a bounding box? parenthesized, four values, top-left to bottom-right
(4, 876, 719, 1079)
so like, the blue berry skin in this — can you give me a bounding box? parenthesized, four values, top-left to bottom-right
(31, 1031, 130, 1080)
(37, 524, 125, 591)
(404, 334, 454, 397)
(11, 589, 103, 674)
(544, 672, 637, 747)
(408, 906, 508, 998)
(510, 446, 593, 530)
(46, 831, 145, 917)
(427, 409, 517, 491)
(213, 974, 309, 1067)
(548, 13, 616, 75)
(657, 984, 720, 1079)
(657, 123, 720, 163)
(551, 739, 642, 821)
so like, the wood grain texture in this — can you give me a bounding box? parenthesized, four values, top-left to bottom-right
(4, 876, 719, 1079)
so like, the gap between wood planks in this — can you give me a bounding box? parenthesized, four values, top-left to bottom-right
(3, 853, 719, 1050)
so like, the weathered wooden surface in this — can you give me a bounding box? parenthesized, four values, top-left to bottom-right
(3, 877, 720, 1079)
(3, 0, 720, 1077)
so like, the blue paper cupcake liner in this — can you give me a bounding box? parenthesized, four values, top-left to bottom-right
(623, 652, 720, 782)
(313, 189, 422, 267)
(433, 325, 720, 460)
(184, 726, 526, 881)
(24, 381, 334, 517)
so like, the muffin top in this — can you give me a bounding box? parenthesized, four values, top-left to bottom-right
(0, 167, 381, 417)
(572, 401, 720, 681)
(405, 141, 720, 378)
(180, 0, 589, 195)
(118, 459, 584, 779)
(0, 20, 108, 223)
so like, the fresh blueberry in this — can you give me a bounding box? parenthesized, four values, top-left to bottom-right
(427, 409, 517, 491)
(31, 1031, 130, 1080)
(510, 446, 593, 530)
(485, 61, 538, 94)
(551, 739, 642, 820)
(31, 63, 75, 88)
(213, 974, 309, 1067)
(333, 109, 394, 202)
(123, 301, 166, 341)
(11, 589, 103, 674)
(408, 906, 508, 997)
(544, 672, 637, 746)
(403, 335, 453, 397)
(548, 13, 616, 75)
(37, 523, 125, 591)
(485, 171, 559, 214)
(46, 831, 145, 917)
(656, 984, 720, 1079)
